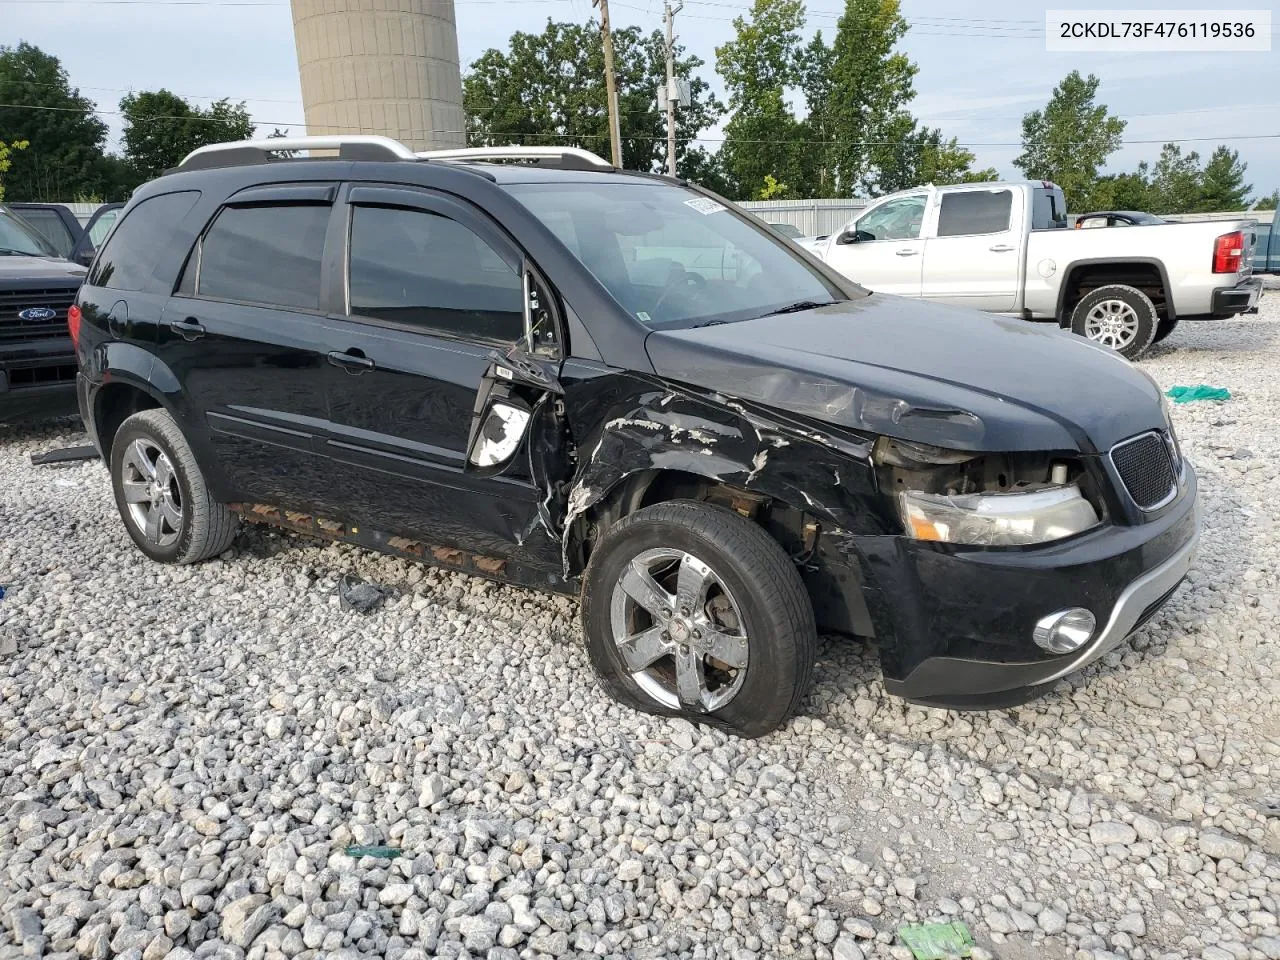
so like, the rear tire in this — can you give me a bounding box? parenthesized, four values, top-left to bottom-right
(110, 409, 239, 564)
(1069, 284, 1159, 360)
(1153, 316, 1179, 343)
(581, 500, 816, 738)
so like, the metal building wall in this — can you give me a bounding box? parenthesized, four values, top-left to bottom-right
(290, 0, 466, 151)
(738, 198, 869, 237)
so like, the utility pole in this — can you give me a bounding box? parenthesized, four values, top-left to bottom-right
(663, 0, 683, 177)
(593, 0, 623, 167)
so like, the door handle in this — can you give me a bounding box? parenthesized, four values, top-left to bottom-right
(327, 350, 375, 374)
(989, 244, 1016, 252)
(895, 248, 919, 257)
(169, 317, 205, 341)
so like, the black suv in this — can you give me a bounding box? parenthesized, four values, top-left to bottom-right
(1, 205, 86, 422)
(74, 137, 1199, 736)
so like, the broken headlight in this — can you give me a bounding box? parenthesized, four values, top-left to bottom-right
(899, 486, 1101, 546)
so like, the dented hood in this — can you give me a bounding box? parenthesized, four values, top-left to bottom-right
(644, 294, 1166, 453)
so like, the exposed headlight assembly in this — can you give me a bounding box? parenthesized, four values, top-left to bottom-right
(899, 485, 1100, 546)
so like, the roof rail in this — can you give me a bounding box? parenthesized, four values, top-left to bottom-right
(178, 135, 418, 171)
(417, 146, 613, 171)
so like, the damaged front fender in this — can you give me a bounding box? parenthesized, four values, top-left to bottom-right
(555, 366, 899, 578)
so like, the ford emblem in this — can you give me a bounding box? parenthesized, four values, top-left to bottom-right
(18, 306, 58, 323)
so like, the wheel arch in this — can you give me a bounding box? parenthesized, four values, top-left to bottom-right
(1055, 257, 1173, 327)
(558, 384, 891, 637)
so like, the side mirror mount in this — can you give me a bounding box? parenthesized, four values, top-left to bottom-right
(467, 389, 533, 475)
(837, 229, 875, 245)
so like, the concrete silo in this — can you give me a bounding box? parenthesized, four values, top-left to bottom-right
(289, 0, 466, 151)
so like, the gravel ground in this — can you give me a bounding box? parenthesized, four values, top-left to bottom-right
(2, 300, 1278, 960)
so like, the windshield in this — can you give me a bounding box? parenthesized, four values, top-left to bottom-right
(506, 181, 846, 329)
(0, 207, 59, 257)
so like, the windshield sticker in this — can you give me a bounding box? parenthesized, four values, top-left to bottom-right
(683, 197, 726, 216)
(636, 311, 652, 323)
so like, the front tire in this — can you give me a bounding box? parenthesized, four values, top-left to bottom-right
(110, 409, 239, 564)
(1069, 284, 1159, 360)
(581, 500, 816, 738)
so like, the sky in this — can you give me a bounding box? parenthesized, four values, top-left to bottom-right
(5, 0, 1280, 198)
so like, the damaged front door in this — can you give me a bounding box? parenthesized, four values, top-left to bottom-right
(322, 184, 566, 569)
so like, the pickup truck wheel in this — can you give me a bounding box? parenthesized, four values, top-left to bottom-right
(581, 500, 816, 738)
(110, 409, 239, 564)
(1153, 316, 1179, 343)
(1070, 284, 1158, 359)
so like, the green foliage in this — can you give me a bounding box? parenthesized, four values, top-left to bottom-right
(1013, 71, 1125, 211)
(713, 0, 809, 200)
(120, 90, 254, 182)
(756, 174, 791, 199)
(1088, 167, 1152, 212)
(0, 139, 28, 202)
(0, 42, 115, 201)
(1255, 190, 1279, 211)
(464, 18, 721, 175)
(1197, 146, 1252, 212)
(825, 0, 918, 196)
(1147, 143, 1204, 214)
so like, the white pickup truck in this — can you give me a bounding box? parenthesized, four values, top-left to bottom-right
(813, 180, 1262, 359)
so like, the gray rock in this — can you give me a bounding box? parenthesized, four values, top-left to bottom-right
(1198, 832, 1248, 862)
(1089, 822, 1138, 846)
(221, 894, 276, 948)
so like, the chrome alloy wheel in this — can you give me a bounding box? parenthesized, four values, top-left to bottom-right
(119, 439, 183, 547)
(608, 548, 749, 712)
(1084, 298, 1140, 350)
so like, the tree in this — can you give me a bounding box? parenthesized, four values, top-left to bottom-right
(0, 140, 26, 202)
(1090, 166, 1152, 211)
(1197, 146, 1251, 211)
(1255, 190, 1279, 211)
(713, 0, 808, 200)
(465, 19, 721, 177)
(1148, 143, 1203, 214)
(0, 42, 114, 200)
(875, 125, 997, 192)
(825, 0, 919, 196)
(1013, 71, 1125, 211)
(120, 90, 254, 182)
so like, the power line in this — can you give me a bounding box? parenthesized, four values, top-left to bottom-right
(5, 102, 1278, 150)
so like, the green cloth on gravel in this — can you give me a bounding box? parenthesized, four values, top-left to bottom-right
(344, 845, 402, 859)
(1166, 384, 1231, 404)
(897, 921, 976, 959)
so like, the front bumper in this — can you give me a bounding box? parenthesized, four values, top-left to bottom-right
(1210, 276, 1263, 317)
(852, 466, 1200, 708)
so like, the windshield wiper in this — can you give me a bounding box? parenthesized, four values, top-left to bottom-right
(0, 248, 37, 256)
(759, 299, 832, 317)
(692, 319, 728, 328)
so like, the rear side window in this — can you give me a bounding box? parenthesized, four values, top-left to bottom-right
(196, 204, 330, 310)
(936, 190, 1013, 237)
(347, 205, 523, 343)
(91, 192, 200, 290)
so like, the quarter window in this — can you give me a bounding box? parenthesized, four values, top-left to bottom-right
(855, 196, 927, 241)
(197, 204, 330, 310)
(91, 191, 201, 291)
(936, 190, 1013, 237)
(347, 205, 523, 343)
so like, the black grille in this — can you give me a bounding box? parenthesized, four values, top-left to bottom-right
(0, 287, 78, 342)
(1112, 431, 1177, 509)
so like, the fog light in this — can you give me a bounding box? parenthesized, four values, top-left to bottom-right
(1033, 608, 1096, 654)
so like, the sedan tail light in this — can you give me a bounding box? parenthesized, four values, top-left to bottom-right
(1212, 230, 1244, 273)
